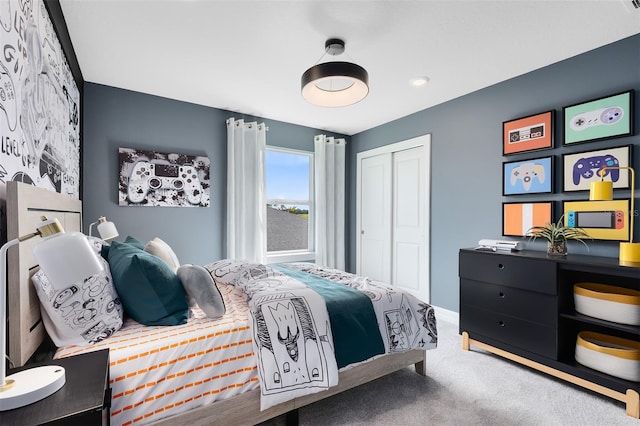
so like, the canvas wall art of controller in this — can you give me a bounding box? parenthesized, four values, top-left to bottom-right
(572, 155, 619, 185)
(510, 162, 545, 191)
(127, 161, 203, 204)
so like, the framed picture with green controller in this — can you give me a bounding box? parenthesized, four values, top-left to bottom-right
(563, 90, 634, 145)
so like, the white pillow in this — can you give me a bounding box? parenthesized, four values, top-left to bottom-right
(144, 237, 180, 272)
(177, 264, 226, 319)
(31, 254, 124, 347)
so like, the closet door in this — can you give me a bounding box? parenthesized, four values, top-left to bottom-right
(392, 146, 426, 297)
(356, 135, 430, 301)
(358, 153, 392, 284)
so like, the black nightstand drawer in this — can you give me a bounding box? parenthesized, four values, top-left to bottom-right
(460, 279, 557, 327)
(459, 251, 556, 294)
(461, 304, 557, 359)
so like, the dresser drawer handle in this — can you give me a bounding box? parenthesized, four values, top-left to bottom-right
(498, 263, 504, 270)
(498, 321, 505, 327)
(499, 292, 505, 298)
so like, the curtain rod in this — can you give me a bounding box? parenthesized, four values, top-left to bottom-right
(226, 118, 269, 131)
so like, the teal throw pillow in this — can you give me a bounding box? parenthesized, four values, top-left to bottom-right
(125, 235, 145, 250)
(100, 235, 145, 260)
(107, 240, 188, 326)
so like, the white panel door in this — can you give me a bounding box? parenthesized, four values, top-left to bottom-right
(359, 153, 392, 284)
(393, 146, 426, 298)
(356, 134, 431, 302)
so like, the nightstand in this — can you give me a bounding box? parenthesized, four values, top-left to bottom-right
(0, 348, 110, 425)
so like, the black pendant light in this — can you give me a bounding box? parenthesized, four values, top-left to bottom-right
(301, 38, 369, 107)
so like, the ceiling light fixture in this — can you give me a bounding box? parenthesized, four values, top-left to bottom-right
(410, 76, 430, 87)
(301, 38, 369, 108)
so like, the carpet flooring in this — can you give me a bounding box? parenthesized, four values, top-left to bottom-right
(258, 316, 637, 426)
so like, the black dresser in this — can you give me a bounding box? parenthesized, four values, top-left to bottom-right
(459, 248, 640, 419)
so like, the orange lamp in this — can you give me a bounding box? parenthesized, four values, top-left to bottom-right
(590, 166, 639, 265)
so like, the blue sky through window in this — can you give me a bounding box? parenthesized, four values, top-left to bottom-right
(266, 150, 310, 201)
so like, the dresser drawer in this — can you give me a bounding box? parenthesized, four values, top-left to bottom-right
(460, 279, 557, 327)
(459, 251, 556, 294)
(460, 304, 557, 359)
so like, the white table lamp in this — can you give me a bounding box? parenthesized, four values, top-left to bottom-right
(88, 216, 119, 241)
(0, 217, 103, 411)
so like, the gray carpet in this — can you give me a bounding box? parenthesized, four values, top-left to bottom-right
(259, 317, 637, 426)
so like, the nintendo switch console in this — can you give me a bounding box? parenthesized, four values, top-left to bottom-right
(127, 161, 203, 204)
(567, 210, 624, 229)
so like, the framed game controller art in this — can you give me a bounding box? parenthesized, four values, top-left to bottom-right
(502, 110, 554, 155)
(563, 90, 633, 145)
(503, 201, 554, 237)
(503, 156, 553, 196)
(562, 145, 631, 192)
(119, 147, 211, 207)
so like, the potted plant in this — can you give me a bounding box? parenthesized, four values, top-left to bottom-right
(526, 216, 591, 256)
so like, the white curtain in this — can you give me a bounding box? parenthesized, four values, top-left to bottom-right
(314, 134, 346, 269)
(226, 118, 267, 263)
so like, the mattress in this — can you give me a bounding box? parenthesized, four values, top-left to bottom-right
(55, 283, 259, 425)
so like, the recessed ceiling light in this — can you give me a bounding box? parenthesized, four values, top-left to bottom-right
(410, 76, 430, 87)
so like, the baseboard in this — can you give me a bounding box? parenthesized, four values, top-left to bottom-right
(433, 305, 459, 326)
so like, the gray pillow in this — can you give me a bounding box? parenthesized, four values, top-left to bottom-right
(177, 264, 226, 319)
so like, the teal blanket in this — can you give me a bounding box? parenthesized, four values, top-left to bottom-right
(272, 264, 385, 368)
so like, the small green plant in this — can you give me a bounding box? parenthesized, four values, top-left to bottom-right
(526, 216, 591, 254)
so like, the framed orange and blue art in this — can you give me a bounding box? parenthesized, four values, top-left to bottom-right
(503, 110, 554, 155)
(503, 201, 554, 237)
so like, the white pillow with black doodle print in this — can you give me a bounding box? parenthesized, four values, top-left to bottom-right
(31, 237, 124, 347)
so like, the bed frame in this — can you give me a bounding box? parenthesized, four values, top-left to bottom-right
(6, 181, 428, 425)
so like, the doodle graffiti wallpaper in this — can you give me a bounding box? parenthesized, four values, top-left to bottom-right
(119, 147, 211, 207)
(0, 0, 80, 240)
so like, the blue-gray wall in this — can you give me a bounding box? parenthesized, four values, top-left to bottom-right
(81, 83, 346, 266)
(348, 34, 640, 312)
(83, 34, 639, 314)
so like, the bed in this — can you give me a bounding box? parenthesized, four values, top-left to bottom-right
(6, 181, 437, 425)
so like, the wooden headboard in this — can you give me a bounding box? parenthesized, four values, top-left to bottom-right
(6, 181, 83, 367)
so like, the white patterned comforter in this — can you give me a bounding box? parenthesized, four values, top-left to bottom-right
(206, 260, 438, 411)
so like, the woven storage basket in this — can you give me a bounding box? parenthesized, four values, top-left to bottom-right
(574, 282, 640, 326)
(575, 331, 640, 381)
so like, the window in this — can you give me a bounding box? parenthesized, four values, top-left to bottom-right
(265, 147, 314, 262)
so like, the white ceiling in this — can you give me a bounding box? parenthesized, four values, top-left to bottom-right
(59, 0, 640, 136)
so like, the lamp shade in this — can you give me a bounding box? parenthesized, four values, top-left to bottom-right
(301, 38, 369, 107)
(89, 216, 119, 241)
(97, 218, 119, 241)
(301, 61, 369, 107)
(589, 181, 614, 201)
(588, 165, 639, 264)
(33, 230, 103, 288)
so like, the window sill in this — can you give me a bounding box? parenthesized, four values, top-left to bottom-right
(267, 251, 316, 264)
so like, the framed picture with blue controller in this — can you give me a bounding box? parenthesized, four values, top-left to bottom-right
(562, 145, 632, 192)
(503, 156, 554, 195)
